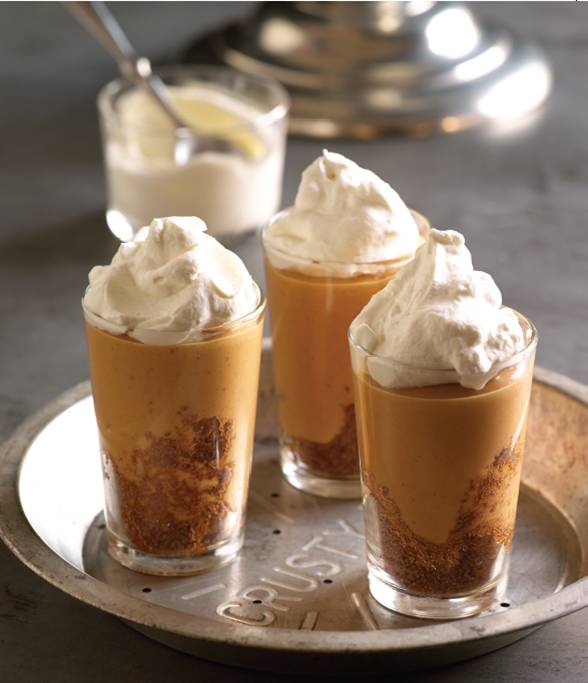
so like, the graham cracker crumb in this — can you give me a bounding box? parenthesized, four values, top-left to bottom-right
(103, 413, 235, 555)
(366, 439, 523, 596)
(289, 404, 359, 477)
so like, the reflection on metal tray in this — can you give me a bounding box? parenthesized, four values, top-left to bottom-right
(0, 346, 587, 674)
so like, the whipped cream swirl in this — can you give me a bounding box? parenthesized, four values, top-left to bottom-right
(83, 216, 260, 344)
(350, 229, 531, 389)
(263, 150, 420, 276)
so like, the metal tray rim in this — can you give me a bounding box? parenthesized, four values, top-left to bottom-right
(1, 368, 587, 655)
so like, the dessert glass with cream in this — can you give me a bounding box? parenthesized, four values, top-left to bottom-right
(83, 217, 265, 575)
(98, 66, 289, 242)
(349, 229, 537, 619)
(262, 151, 429, 499)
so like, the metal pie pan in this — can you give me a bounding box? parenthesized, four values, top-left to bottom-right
(0, 346, 587, 674)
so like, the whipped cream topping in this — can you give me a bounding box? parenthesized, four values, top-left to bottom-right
(263, 150, 420, 277)
(83, 216, 260, 344)
(350, 229, 531, 389)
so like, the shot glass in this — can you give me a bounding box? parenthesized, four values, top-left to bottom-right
(262, 212, 430, 499)
(349, 311, 537, 618)
(98, 65, 289, 242)
(84, 297, 265, 576)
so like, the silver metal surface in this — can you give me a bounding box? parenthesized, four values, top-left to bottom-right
(184, 1, 552, 138)
(0, 348, 587, 674)
(67, 1, 237, 162)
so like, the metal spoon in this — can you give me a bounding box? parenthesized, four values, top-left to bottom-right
(67, 1, 237, 164)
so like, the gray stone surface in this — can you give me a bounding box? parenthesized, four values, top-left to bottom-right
(0, 2, 586, 681)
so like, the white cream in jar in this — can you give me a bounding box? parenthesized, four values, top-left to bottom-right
(102, 82, 286, 240)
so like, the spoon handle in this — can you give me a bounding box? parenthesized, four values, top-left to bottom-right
(67, 1, 139, 78)
(66, 1, 188, 131)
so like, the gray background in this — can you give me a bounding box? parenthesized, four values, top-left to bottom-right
(0, 2, 587, 681)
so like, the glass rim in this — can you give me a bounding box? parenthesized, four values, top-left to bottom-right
(97, 64, 290, 137)
(348, 307, 538, 373)
(261, 208, 431, 271)
(82, 285, 266, 343)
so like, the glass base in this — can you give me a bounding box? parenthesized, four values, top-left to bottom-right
(280, 446, 361, 499)
(107, 530, 244, 577)
(106, 209, 136, 242)
(368, 565, 507, 620)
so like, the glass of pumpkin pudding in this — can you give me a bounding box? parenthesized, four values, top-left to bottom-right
(349, 229, 537, 619)
(83, 217, 265, 576)
(262, 151, 429, 498)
